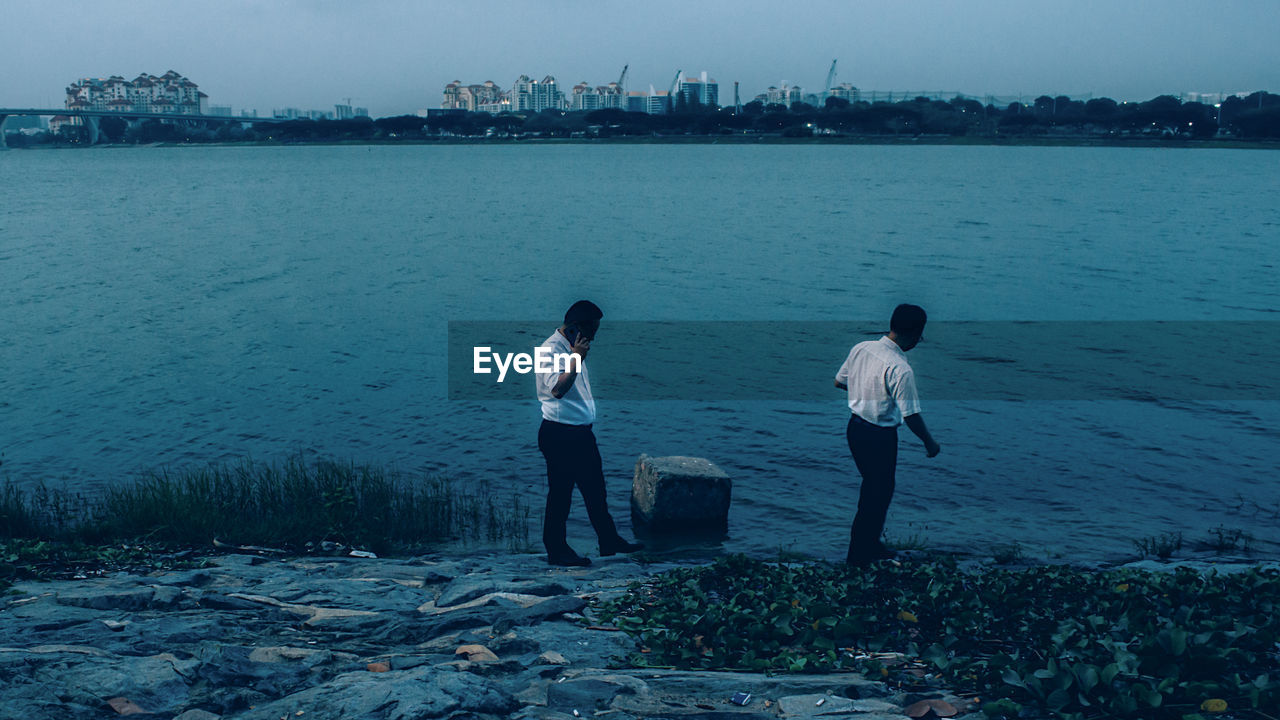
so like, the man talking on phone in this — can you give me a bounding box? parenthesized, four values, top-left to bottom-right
(835, 303, 941, 567)
(534, 300, 644, 566)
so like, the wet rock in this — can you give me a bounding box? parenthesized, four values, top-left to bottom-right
(192, 643, 317, 697)
(389, 655, 432, 671)
(777, 694, 900, 716)
(512, 709, 580, 720)
(195, 593, 264, 611)
(236, 666, 517, 720)
(631, 454, 732, 534)
(150, 585, 184, 608)
(455, 644, 500, 662)
(534, 650, 568, 666)
(56, 586, 155, 611)
(10, 651, 198, 718)
(151, 569, 213, 587)
(546, 674, 648, 712)
(173, 710, 221, 720)
(246, 645, 330, 664)
(413, 594, 587, 640)
(436, 578, 573, 608)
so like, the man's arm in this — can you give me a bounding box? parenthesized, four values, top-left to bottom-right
(550, 336, 591, 398)
(903, 413, 940, 457)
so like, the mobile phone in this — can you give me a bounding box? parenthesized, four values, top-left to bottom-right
(565, 325, 580, 345)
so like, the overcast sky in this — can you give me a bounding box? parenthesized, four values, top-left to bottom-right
(3, 0, 1276, 116)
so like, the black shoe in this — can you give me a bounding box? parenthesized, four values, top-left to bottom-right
(547, 550, 592, 567)
(873, 543, 898, 561)
(599, 538, 645, 556)
(848, 545, 896, 567)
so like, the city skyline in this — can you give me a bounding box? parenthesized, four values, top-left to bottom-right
(1, 0, 1276, 118)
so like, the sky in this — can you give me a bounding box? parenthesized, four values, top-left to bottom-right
(2, 0, 1276, 117)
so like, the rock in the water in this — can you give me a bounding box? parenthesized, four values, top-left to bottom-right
(631, 454, 732, 533)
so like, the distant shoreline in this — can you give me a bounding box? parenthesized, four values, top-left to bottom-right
(9, 134, 1280, 150)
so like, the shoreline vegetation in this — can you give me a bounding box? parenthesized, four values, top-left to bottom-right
(0, 457, 532, 591)
(13, 134, 1280, 151)
(596, 555, 1280, 719)
(3, 459, 1277, 719)
(8, 91, 1280, 150)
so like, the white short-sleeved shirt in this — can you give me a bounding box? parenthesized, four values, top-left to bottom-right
(535, 329, 595, 425)
(835, 336, 921, 427)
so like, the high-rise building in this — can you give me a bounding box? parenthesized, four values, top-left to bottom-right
(442, 80, 504, 111)
(571, 81, 624, 111)
(758, 84, 804, 108)
(625, 92, 648, 113)
(677, 71, 719, 108)
(65, 70, 208, 114)
(510, 75, 565, 112)
(829, 83, 859, 103)
(335, 104, 354, 120)
(647, 92, 671, 115)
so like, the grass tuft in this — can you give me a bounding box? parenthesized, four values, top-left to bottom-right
(0, 456, 530, 556)
(1133, 531, 1184, 560)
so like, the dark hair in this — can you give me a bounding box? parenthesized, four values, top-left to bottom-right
(564, 300, 603, 326)
(890, 303, 927, 335)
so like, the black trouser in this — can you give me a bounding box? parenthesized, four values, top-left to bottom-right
(538, 419, 621, 555)
(846, 414, 899, 564)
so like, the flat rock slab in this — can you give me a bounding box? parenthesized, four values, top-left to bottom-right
(547, 674, 649, 711)
(778, 694, 901, 717)
(236, 666, 518, 720)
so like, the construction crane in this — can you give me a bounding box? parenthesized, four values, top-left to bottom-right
(824, 59, 838, 100)
(667, 69, 682, 112)
(617, 64, 628, 94)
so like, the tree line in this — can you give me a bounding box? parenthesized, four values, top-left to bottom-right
(7, 91, 1279, 147)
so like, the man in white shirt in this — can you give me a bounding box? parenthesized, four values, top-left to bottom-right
(534, 300, 644, 566)
(834, 304, 941, 566)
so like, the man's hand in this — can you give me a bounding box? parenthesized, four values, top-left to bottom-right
(904, 413, 940, 458)
(571, 336, 591, 361)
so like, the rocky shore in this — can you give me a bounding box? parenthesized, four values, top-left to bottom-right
(6, 548, 1276, 720)
(0, 549, 980, 720)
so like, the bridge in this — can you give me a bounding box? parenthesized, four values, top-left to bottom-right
(0, 108, 288, 147)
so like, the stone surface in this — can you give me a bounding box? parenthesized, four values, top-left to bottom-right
(236, 666, 518, 720)
(456, 644, 500, 662)
(777, 694, 856, 716)
(631, 454, 732, 533)
(173, 710, 222, 720)
(0, 549, 942, 720)
(546, 675, 648, 711)
(534, 650, 568, 665)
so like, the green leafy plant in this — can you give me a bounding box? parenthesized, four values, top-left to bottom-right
(595, 555, 1280, 719)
